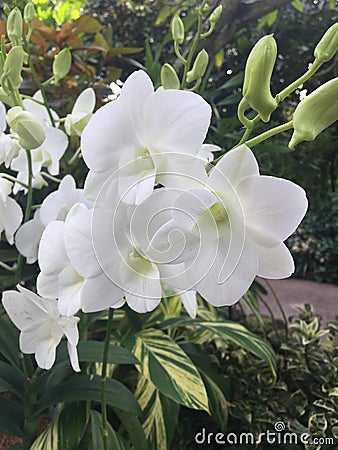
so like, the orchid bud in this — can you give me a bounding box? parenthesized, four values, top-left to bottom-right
(186, 49, 209, 83)
(53, 48, 72, 84)
(210, 5, 222, 26)
(289, 77, 338, 149)
(3, 4, 11, 16)
(1, 46, 25, 93)
(7, 107, 45, 150)
(172, 16, 184, 44)
(24, 2, 35, 24)
(160, 63, 180, 90)
(0, 87, 14, 107)
(242, 35, 278, 122)
(314, 22, 338, 63)
(7, 7, 23, 45)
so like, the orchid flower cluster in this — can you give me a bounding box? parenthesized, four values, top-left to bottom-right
(0, 3, 337, 373)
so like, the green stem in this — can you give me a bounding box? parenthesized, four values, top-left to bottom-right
(22, 35, 56, 127)
(276, 58, 322, 102)
(67, 146, 82, 165)
(15, 150, 33, 281)
(0, 261, 16, 272)
(0, 173, 29, 190)
(236, 114, 261, 146)
(237, 97, 255, 129)
(40, 172, 61, 183)
(264, 279, 288, 338)
(181, 0, 207, 89)
(101, 308, 114, 450)
(245, 120, 293, 148)
(174, 41, 187, 65)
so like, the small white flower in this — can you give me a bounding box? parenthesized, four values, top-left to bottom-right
(2, 285, 80, 371)
(65, 88, 96, 137)
(37, 217, 84, 317)
(0, 178, 22, 244)
(15, 175, 91, 263)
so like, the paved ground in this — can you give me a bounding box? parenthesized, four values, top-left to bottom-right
(257, 277, 338, 325)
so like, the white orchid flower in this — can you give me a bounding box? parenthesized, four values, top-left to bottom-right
(157, 144, 308, 308)
(0, 178, 22, 244)
(2, 285, 80, 371)
(15, 175, 91, 263)
(65, 88, 95, 137)
(81, 70, 211, 204)
(37, 218, 84, 317)
(63, 184, 198, 316)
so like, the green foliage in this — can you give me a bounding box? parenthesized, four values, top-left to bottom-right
(288, 193, 338, 283)
(171, 305, 338, 449)
(32, 0, 82, 26)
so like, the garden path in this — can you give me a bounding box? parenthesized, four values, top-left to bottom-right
(257, 277, 338, 325)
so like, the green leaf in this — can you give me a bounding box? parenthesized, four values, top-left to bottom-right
(292, 0, 304, 12)
(257, 10, 278, 30)
(160, 294, 182, 318)
(31, 401, 88, 450)
(0, 362, 26, 398)
(161, 318, 276, 379)
(0, 314, 20, 367)
(36, 374, 141, 416)
(114, 410, 148, 450)
(57, 341, 139, 365)
(0, 396, 24, 437)
(125, 328, 209, 411)
(58, 402, 89, 449)
(135, 376, 167, 450)
(202, 374, 228, 432)
(89, 410, 129, 450)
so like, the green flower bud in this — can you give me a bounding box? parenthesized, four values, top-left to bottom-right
(172, 16, 185, 44)
(7, 7, 23, 45)
(289, 77, 338, 149)
(160, 63, 180, 90)
(242, 35, 278, 122)
(3, 4, 11, 16)
(186, 49, 209, 83)
(24, 2, 35, 24)
(0, 87, 14, 106)
(7, 107, 46, 150)
(1, 46, 25, 94)
(53, 48, 72, 84)
(6, 106, 23, 129)
(210, 5, 222, 25)
(314, 22, 338, 64)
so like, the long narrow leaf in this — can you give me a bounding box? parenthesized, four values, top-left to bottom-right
(36, 374, 141, 416)
(125, 329, 209, 412)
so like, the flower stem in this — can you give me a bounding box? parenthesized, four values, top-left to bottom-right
(101, 308, 114, 450)
(22, 35, 56, 127)
(0, 173, 29, 190)
(244, 120, 293, 148)
(276, 58, 322, 102)
(181, 0, 207, 89)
